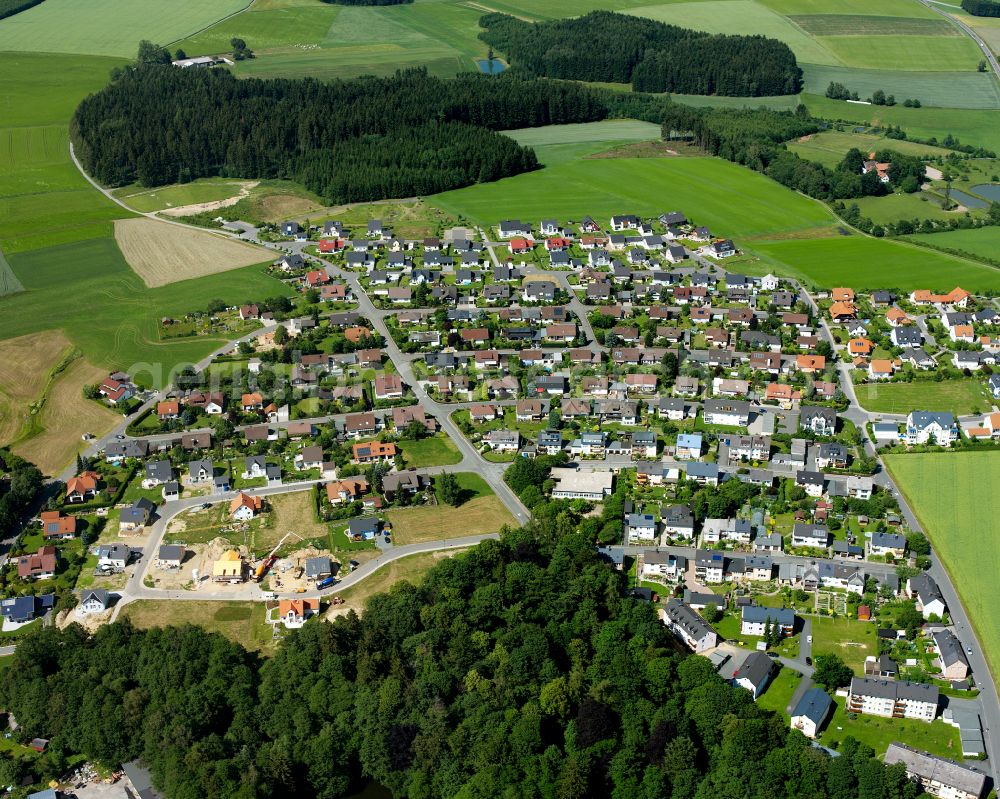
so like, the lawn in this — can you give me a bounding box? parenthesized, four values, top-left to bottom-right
(0, 0, 250, 57)
(119, 600, 276, 652)
(757, 666, 802, 717)
(848, 193, 967, 225)
(431, 155, 837, 239)
(886, 452, 1000, 684)
(819, 695, 963, 759)
(809, 615, 876, 673)
(0, 237, 291, 386)
(747, 236, 1000, 291)
(386, 472, 516, 544)
(397, 435, 462, 468)
(908, 227, 1000, 264)
(799, 65, 1000, 110)
(333, 549, 468, 613)
(854, 379, 991, 416)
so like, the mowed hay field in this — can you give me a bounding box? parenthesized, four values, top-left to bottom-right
(12, 355, 119, 475)
(885, 453, 1000, 683)
(386, 473, 515, 544)
(0, 330, 73, 447)
(907, 227, 1000, 264)
(748, 236, 1000, 291)
(113, 218, 271, 288)
(0, 0, 250, 57)
(854, 379, 991, 416)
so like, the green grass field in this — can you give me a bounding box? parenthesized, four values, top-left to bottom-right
(756, 666, 801, 717)
(503, 120, 665, 166)
(748, 235, 1000, 291)
(801, 65, 1000, 109)
(885, 452, 1000, 686)
(907, 227, 1000, 264)
(787, 129, 956, 169)
(803, 94, 1000, 155)
(848, 193, 966, 224)
(111, 178, 253, 213)
(0, 53, 133, 254)
(809, 615, 876, 673)
(789, 14, 958, 36)
(0, 0, 250, 56)
(855, 379, 991, 415)
(431, 155, 837, 238)
(814, 35, 980, 72)
(759, 0, 939, 17)
(819, 695, 963, 759)
(0, 237, 288, 384)
(397, 435, 462, 468)
(629, 0, 841, 65)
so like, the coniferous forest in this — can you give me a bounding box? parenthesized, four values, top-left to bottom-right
(478, 11, 802, 96)
(961, 0, 1000, 16)
(1, 527, 924, 799)
(71, 66, 663, 202)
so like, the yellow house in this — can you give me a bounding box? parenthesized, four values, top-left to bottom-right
(212, 550, 244, 583)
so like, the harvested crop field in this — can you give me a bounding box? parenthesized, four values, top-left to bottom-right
(0, 329, 71, 446)
(12, 354, 118, 474)
(113, 218, 270, 288)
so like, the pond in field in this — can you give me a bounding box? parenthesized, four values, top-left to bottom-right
(971, 184, 1000, 203)
(476, 58, 506, 74)
(949, 189, 988, 209)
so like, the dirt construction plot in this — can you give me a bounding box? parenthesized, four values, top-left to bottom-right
(11, 354, 119, 474)
(0, 329, 72, 446)
(113, 217, 270, 288)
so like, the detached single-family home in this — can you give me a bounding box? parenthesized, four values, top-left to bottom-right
(908, 573, 947, 619)
(279, 598, 320, 629)
(790, 688, 834, 739)
(662, 600, 718, 653)
(905, 411, 958, 446)
(732, 651, 776, 699)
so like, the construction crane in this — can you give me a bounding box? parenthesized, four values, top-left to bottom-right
(253, 532, 297, 582)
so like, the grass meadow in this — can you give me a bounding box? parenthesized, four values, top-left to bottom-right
(0, 0, 250, 56)
(787, 129, 956, 169)
(386, 473, 515, 544)
(430, 154, 837, 238)
(800, 65, 1000, 110)
(886, 453, 1000, 685)
(0, 237, 291, 385)
(802, 94, 1000, 155)
(907, 227, 1000, 264)
(854, 379, 992, 416)
(748, 235, 1000, 291)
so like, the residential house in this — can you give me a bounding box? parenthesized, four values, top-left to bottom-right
(869, 532, 906, 558)
(703, 399, 751, 426)
(661, 504, 695, 540)
(884, 743, 986, 799)
(97, 543, 130, 570)
(848, 677, 938, 721)
(352, 441, 397, 463)
(230, 492, 263, 521)
(279, 598, 320, 629)
(549, 467, 613, 501)
(66, 471, 99, 503)
(792, 522, 829, 549)
(905, 411, 958, 446)
(119, 498, 155, 532)
(733, 651, 776, 699)
(662, 599, 718, 653)
(17, 546, 57, 580)
(908, 573, 947, 619)
(40, 511, 76, 541)
(626, 513, 658, 544)
(790, 688, 834, 739)
(741, 605, 795, 637)
(932, 628, 970, 681)
(77, 588, 111, 615)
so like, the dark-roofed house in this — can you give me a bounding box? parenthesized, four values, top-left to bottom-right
(741, 605, 795, 637)
(157, 545, 185, 569)
(932, 628, 970, 681)
(790, 688, 834, 739)
(662, 599, 718, 653)
(1, 593, 55, 624)
(848, 677, 938, 721)
(884, 742, 987, 799)
(305, 555, 333, 582)
(907, 573, 946, 619)
(732, 651, 776, 699)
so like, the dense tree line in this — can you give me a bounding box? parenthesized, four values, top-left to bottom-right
(478, 11, 801, 95)
(0, 525, 926, 799)
(0, 449, 43, 545)
(0, 0, 44, 20)
(72, 65, 670, 202)
(962, 0, 1000, 16)
(661, 105, 925, 202)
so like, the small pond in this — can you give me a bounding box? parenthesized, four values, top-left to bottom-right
(971, 183, 1000, 203)
(476, 58, 506, 74)
(949, 189, 989, 209)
